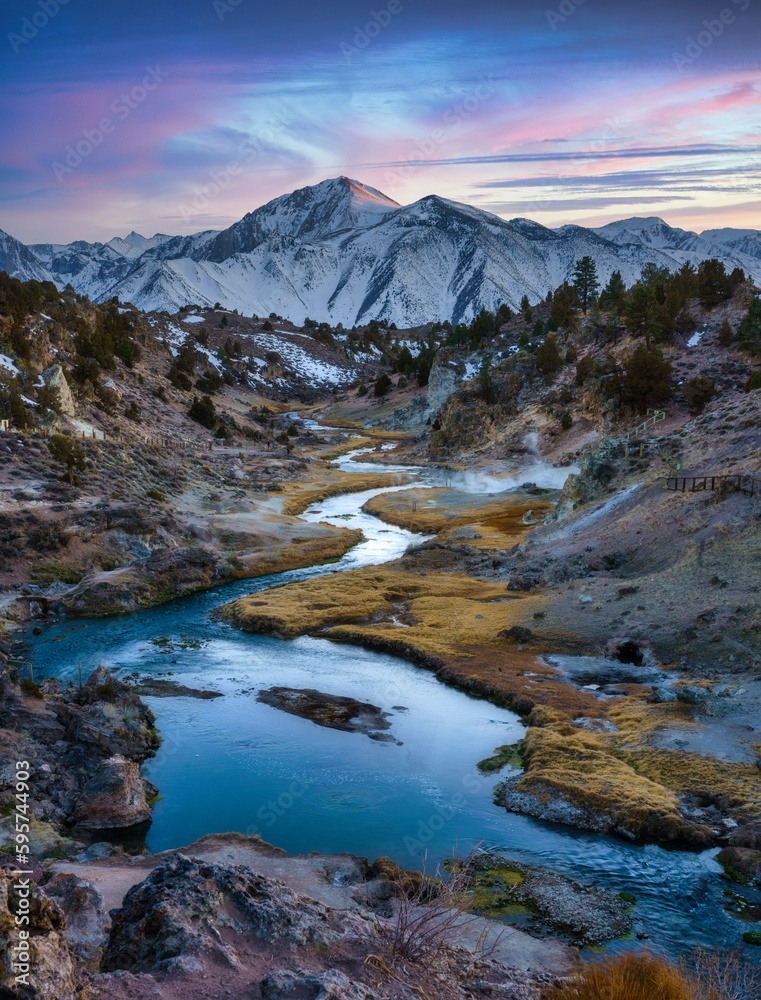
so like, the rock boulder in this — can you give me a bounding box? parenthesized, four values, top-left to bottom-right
(102, 853, 370, 974)
(75, 755, 151, 830)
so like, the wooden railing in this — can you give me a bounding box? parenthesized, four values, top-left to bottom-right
(592, 409, 667, 461)
(665, 474, 760, 497)
(623, 408, 666, 443)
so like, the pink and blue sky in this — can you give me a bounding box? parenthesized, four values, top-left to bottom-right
(1, 0, 759, 244)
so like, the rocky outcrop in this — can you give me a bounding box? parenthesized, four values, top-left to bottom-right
(717, 846, 761, 887)
(0, 868, 84, 1000)
(547, 451, 617, 521)
(426, 350, 465, 414)
(261, 968, 374, 1000)
(75, 756, 151, 830)
(257, 686, 395, 741)
(61, 546, 224, 617)
(41, 364, 76, 416)
(102, 853, 372, 974)
(41, 873, 108, 964)
(0, 664, 159, 852)
(465, 854, 632, 947)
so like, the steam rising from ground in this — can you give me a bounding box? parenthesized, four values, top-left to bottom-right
(447, 460, 577, 495)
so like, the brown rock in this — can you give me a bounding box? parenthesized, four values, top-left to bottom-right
(0, 869, 84, 999)
(75, 755, 151, 830)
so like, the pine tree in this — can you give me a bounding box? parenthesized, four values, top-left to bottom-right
(572, 257, 600, 314)
(619, 345, 672, 413)
(718, 319, 733, 347)
(374, 373, 392, 397)
(682, 376, 715, 414)
(738, 299, 761, 354)
(600, 270, 625, 311)
(535, 335, 562, 381)
(188, 395, 217, 428)
(48, 434, 86, 484)
(478, 356, 495, 403)
(551, 282, 578, 329)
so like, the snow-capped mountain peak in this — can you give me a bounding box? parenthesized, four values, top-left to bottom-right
(2, 181, 760, 326)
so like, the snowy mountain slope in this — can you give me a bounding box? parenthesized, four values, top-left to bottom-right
(0, 229, 55, 284)
(700, 227, 761, 266)
(701, 227, 759, 244)
(592, 217, 761, 277)
(201, 176, 400, 263)
(3, 179, 760, 325)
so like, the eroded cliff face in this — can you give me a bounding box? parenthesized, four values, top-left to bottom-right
(0, 664, 159, 854)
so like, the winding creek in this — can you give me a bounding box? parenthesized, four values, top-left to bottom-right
(25, 449, 758, 961)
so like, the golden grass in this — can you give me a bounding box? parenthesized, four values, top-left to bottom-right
(280, 471, 413, 516)
(362, 489, 552, 537)
(315, 417, 363, 429)
(353, 427, 410, 441)
(542, 950, 716, 1000)
(514, 725, 687, 836)
(234, 529, 363, 579)
(606, 698, 696, 745)
(616, 745, 761, 821)
(221, 514, 761, 838)
(222, 565, 607, 715)
(317, 436, 375, 461)
(509, 715, 761, 841)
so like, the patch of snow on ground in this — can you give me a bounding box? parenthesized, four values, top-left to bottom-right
(687, 325, 707, 348)
(254, 334, 356, 384)
(182, 315, 206, 323)
(196, 346, 220, 370)
(0, 354, 20, 376)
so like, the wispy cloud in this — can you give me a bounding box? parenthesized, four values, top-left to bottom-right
(1, 1, 759, 241)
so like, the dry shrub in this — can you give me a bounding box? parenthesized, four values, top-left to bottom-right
(376, 850, 505, 977)
(685, 947, 761, 1000)
(542, 950, 712, 1000)
(544, 948, 761, 1000)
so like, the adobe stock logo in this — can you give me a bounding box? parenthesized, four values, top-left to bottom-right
(672, 0, 751, 69)
(7, 0, 71, 53)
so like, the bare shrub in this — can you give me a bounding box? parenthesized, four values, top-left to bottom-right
(684, 946, 761, 1000)
(372, 850, 507, 980)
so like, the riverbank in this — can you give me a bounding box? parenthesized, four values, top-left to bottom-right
(0, 421, 411, 626)
(222, 469, 761, 851)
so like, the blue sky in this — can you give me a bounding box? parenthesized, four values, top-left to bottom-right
(1, 0, 759, 242)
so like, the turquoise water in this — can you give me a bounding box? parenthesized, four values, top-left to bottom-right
(25, 457, 760, 961)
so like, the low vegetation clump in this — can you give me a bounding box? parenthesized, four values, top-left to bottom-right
(370, 851, 503, 985)
(545, 947, 761, 1000)
(188, 394, 216, 429)
(543, 951, 702, 1000)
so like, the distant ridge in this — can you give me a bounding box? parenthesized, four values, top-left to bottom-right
(1, 178, 759, 326)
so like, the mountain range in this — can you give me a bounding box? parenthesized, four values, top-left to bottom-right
(2, 177, 760, 327)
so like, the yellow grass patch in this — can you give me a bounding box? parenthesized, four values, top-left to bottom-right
(222, 566, 606, 715)
(234, 529, 363, 579)
(362, 488, 552, 537)
(317, 436, 375, 461)
(280, 471, 413, 516)
(514, 725, 687, 838)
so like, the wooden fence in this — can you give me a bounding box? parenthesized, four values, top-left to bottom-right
(665, 474, 760, 497)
